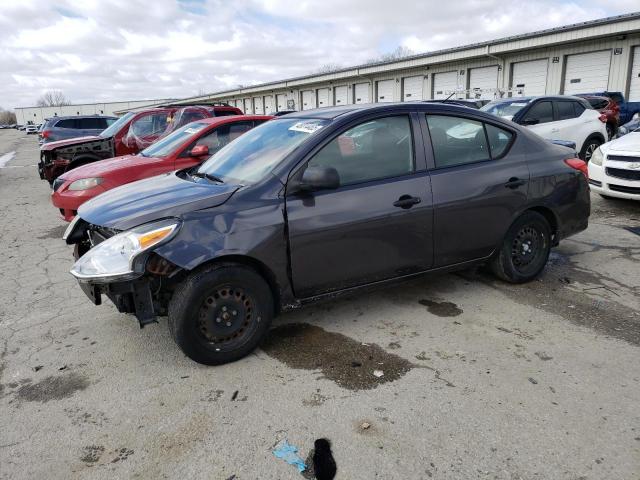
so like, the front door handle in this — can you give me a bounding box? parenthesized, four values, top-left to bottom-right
(505, 177, 526, 189)
(393, 195, 421, 209)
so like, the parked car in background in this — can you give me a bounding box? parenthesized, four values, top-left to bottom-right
(39, 115, 117, 145)
(25, 124, 38, 134)
(577, 91, 640, 125)
(38, 104, 242, 185)
(616, 114, 640, 138)
(576, 95, 619, 139)
(588, 130, 640, 201)
(51, 115, 272, 221)
(64, 102, 590, 365)
(481, 96, 607, 161)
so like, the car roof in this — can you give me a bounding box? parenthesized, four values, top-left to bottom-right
(49, 114, 118, 120)
(194, 114, 273, 126)
(488, 95, 587, 104)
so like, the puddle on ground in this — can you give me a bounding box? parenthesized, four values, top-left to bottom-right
(419, 299, 463, 317)
(261, 323, 413, 390)
(14, 372, 89, 403)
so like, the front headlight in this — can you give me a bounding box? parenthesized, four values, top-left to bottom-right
(68, 177, 104, 191)
(70, 219, 179, 282)
(590, 147, 603, 166)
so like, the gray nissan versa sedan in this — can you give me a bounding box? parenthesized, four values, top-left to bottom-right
(63, 102, 590, 365)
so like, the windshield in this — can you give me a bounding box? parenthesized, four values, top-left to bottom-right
(481, 99, 531, 119)
(100, 112, 134, 138)
(197, 118, 328, 184)
(140, 121, 209, 158)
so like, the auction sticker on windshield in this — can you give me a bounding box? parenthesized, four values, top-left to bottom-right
(288, 121, 325, 134)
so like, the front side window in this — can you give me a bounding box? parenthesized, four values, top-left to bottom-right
(100, 112, 134, 138)
(426, 115, 489, 168)
(130, 112, 170, 138)
(308, 116, 414, 185)
(523, 101, 553, 124)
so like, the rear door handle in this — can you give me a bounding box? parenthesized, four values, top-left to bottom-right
(505, 177, 526, 189)
(393, 195, 421, 209)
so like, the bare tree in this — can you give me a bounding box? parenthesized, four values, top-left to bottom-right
(0, 108, 17, 125)
(366, 46, 415, 65)
(36, 90, 71, 107)
(314, 63, 342, 74)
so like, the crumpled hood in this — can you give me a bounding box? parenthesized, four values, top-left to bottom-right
(59, 154, 159, 182)
(606, 131, 640, 152)
(78, 171, 239, 230)
(40, 135, 103, 151)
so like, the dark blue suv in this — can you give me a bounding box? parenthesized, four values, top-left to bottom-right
(40, 115, 117, 145)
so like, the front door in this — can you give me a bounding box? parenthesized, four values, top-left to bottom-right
(423, 114, 529, 266)
(286, 114, 433, 298)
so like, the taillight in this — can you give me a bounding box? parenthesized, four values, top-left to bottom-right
(598, 114, 607, 123)
(565, 158, 588, 180)
(42, 130, 50, 138)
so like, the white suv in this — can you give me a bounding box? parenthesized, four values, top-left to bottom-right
(481, 96, 607, 161)
(588, 131, 640, 201)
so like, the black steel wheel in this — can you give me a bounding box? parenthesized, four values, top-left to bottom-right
(168, 264, 273, 365)
(490, 211, 551, 283)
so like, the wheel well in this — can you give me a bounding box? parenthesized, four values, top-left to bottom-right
(583, 133, 605, 149)
(194, 255, 282, 313)
(526, 206, 558, 241)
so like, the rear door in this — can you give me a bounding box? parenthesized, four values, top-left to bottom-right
(285, 113, 433, 298)
(552, 100, 583, 146)
(423, 113, 528, 265)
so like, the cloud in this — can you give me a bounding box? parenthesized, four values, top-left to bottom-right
(0, 0, 638, 109)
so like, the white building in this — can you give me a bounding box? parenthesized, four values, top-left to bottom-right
(14, 99, 174, 125)
(162, 12, 640, 113)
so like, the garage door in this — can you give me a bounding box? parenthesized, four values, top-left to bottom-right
(276, 94, 288, 112)
(317, 88, 330, 108)
(628, 46, 640, 101)
(402, 75, 423, 101)
(469, 66, 499, 100)
(563, 50, 611, 95)
(354, 83, 370, 103)
(243, 98, 253, 114)
(264, 95, 274, 114)
(301, 90, 315, 110)
(512, 59, 548, 97)
(433, 71, 459, 99)
(253, 97, 264, 114)
(334, 86, 349, 105)
(377, 79, 394, 102)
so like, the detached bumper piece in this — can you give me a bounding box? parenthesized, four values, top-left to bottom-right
(78, 277, 158, 328)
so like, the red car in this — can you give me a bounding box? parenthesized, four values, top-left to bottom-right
(576, 95, 620, 139)
(51, 115, 272, 221)
(39, 104, 242, 185)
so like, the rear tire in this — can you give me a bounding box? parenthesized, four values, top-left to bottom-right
(168, 264, 274, 365)
(490, 211, 551, 284)
(579, 137, 602, 162)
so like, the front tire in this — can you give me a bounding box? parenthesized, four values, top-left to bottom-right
(490, 211, 551, 284)
(168, 264, 274, 365)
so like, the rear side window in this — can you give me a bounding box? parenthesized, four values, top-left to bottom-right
(524, 101, 553, 124)
(79, 118, 107, 129)
(573, 102, 586, 116)
(308, 116, 414, 185)
(55, 119, 77, 129)
(426, 115, 489, 168)
(485, 124, 513, 158)
(556, 102, 576, 120)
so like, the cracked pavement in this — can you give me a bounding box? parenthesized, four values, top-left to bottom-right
(0, 130, 639, 479)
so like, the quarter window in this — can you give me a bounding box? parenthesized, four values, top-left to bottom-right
(524, 101, 553, 124)
(573, 102, 586, 117)
(426, 115, 489, 168)
(308, 116, 414, 185)
(485, 124, 513, 158)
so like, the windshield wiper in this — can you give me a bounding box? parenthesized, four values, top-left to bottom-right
(191, 171, 225, 183)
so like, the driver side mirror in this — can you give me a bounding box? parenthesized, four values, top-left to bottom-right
(295, 166, 340, 192)
(521, 118, 539, 126)
(190, 144, 209, 157)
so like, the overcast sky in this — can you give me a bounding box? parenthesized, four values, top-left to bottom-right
(1, 0, 638, 109)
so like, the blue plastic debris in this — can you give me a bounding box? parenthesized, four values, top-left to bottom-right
(273, 440, 307, 472)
